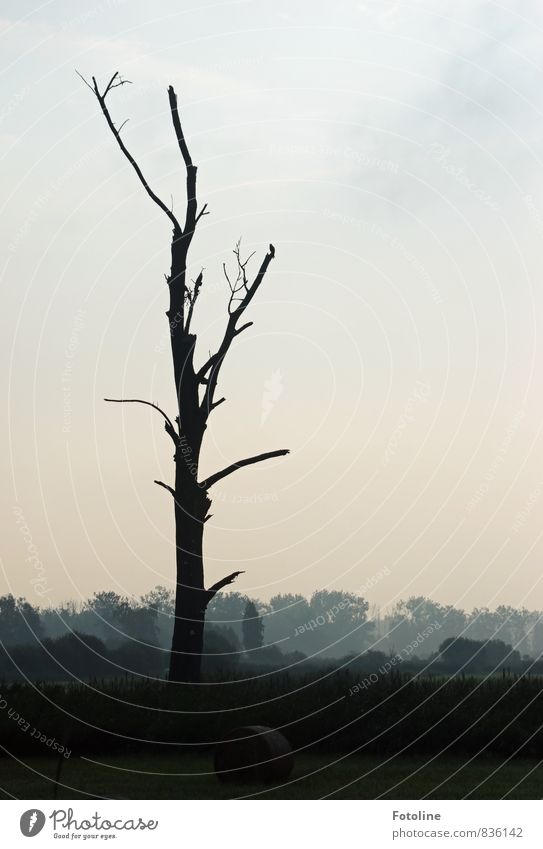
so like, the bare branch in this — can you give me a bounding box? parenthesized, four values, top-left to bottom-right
(101, 71, 133, 99)
(195, 203, 209, 224)
(232, 241, 255, 295)
(168, 86, 200, 241)
(104, 398, 178, 445)
(82, 72, 181, 233)
(185, 269, 203, 334)
(103, 71, 120, 97)
(154, 480, 175, 497)
(200, 449, 289, 490)
(206, 570, 245, 600)
(234, 321, 253, 337)
(197, 244, 275, 413)
(209, 397, 226, 412)
(223, 262, 233, 292)
(223, 240, 255, 315)
(167, 85, 193, 167)
(154, 480, 184, 512)
(75, 69, 94, 93)
(231, 243, 275, 320)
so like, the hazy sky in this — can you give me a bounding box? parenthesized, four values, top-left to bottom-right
(3, 0, 543, 614)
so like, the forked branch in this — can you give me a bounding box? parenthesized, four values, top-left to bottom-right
(197, 243, 276, 413)
(206, 570, 245, 601)
(80, 71, 181, 233)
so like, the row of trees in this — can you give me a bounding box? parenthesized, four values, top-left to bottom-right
(378, 596, 542, 659)
(2, 590, 543, 661)
(0, 589, 370, 657)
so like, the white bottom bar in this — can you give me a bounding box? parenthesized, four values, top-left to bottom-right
(1, 800, 541, 847)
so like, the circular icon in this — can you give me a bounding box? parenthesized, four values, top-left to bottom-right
(20, 810, 46, 837)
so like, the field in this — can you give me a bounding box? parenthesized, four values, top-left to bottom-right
(2, 671, 543, 799)
(2, 672, 543, 757)
(1, 752, 543, 799)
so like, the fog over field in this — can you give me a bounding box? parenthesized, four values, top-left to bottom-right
(2, 0, 543, 616)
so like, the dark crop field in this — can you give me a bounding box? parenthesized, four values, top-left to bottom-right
(1, 670, 543, 799)
(2, 671, 543, 758)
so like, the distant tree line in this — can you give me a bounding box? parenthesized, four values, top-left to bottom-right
(376, 596, 543, 659)
(1, 588, 543, 681)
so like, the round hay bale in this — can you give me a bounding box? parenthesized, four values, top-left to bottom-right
(214, 725, 294, 784)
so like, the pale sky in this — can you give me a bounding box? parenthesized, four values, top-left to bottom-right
(2, 0, 543, 614)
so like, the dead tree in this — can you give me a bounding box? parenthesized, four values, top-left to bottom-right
(81, 72, 289, 682)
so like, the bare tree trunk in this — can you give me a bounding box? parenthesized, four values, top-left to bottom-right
(169, 399, 209, 683)
(169, 491, 207, 682)
(83, 72, 290, 684)
(167, 241, 209, 682)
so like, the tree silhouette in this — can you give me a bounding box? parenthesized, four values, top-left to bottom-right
(81, 72, 289, 682)
(0, 595, 43, 646)
(242, 601, 264, 652)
